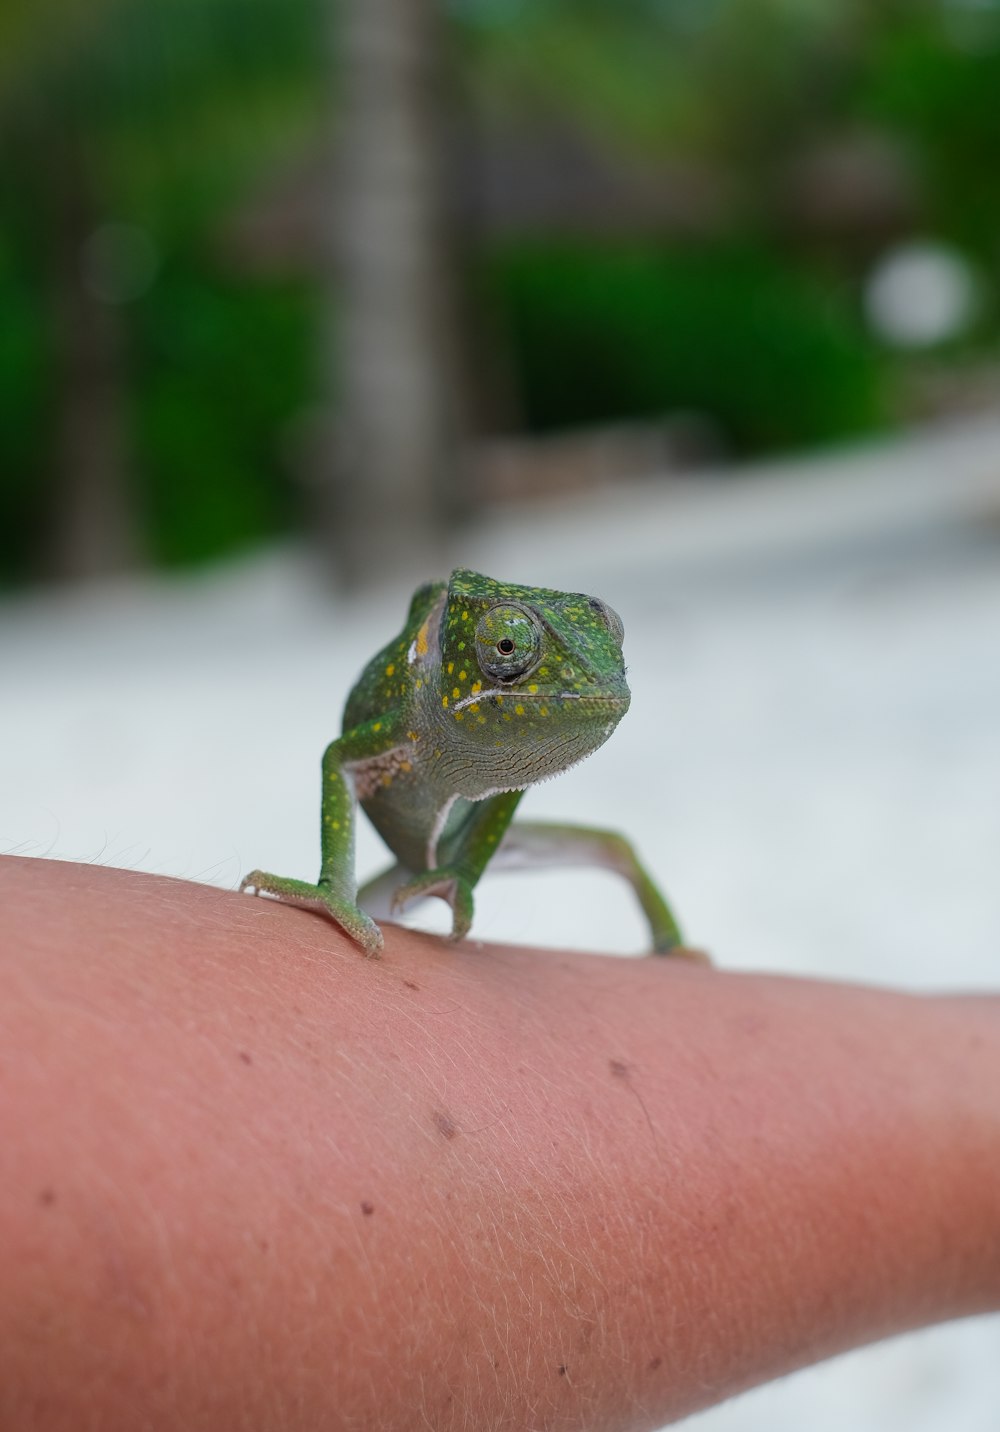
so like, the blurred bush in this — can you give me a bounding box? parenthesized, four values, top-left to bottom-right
(0, 232, 48, 585)
(0, 239, 313, 585)
(133, 259, 313, 566)
(489, 243, 886, 451)
(0, 0, 323, 586)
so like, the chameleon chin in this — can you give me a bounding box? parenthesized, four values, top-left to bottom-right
(242, 568, 695, 959)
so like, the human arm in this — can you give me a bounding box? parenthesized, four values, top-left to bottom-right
(1, 854, 998, 1431)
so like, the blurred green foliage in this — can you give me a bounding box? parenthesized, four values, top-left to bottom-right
(0, 0, 323, 584)
(0, 231, 49, 583)
(2, 0, 1000, 584)
(865, 13, 1000, 261)
(491, 243, 886, 449)
(133, 259, 315, 566)
(0, 0, 324, 236)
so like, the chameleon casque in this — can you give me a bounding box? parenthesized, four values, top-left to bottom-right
(241, 568, 689, 957)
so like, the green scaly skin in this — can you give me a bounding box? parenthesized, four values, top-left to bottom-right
(242, 569, 699, 959)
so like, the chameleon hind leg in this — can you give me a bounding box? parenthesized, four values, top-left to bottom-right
(493, 821, 708, 961)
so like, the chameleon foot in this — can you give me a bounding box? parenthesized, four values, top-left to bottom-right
(653, 942, 713, 965)
(391, 869, 474, 943)
(240, 871, 383, 956)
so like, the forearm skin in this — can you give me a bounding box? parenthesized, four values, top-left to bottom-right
(1, 855, 997, 1431)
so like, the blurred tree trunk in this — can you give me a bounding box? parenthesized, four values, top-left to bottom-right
(45, 146, 139, 581)
(326, 0, 465, 587)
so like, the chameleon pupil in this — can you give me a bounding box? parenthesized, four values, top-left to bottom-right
(497, 638, 515, 654)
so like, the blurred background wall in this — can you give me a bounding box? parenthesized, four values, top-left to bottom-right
(3, 0, 1000, 589)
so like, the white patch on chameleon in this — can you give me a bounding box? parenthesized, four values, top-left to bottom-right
(451, 686, 507, 713)
(451, 688, 583, 714)
(426, 793, 458, 869)
(475, 784, 529, 801)
(407, 639, 417, 665)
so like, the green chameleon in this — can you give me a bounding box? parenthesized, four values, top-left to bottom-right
(241, 568, 691, 958)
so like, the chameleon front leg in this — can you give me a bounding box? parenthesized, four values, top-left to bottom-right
(493, 820, 706, 960)
(241, 714, 407, 957)
(391, 790, 525, 941)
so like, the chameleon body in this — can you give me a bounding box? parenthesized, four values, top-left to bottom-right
(241, 568, 688, 957)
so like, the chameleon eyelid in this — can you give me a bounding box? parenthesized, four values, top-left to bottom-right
(477, 603, 543, 679)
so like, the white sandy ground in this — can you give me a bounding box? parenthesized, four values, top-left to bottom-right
(2, 416, 999, 1428)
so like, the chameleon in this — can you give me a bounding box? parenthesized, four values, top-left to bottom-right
(241, 568, 692, 958)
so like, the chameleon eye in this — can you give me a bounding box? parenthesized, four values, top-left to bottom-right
(476, 605, 541, 682)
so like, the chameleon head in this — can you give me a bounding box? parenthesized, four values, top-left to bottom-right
(432, 568, 631, 796)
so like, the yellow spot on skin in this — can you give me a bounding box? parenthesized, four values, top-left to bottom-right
(503, 713, 512, 721)
(328, 772, 338, 781)
(528, 684, 538, 694)
(415, 678, 423, 690)
(332, 820, 341, 829)
(400, 760, 412, 773)
(386, 664, 395, 676)
(454, 711, 464, 721)
(515, 704, 525, 716)
(477, 715, 486, 725)
(540, 706, 549, 717)
(381, 773, 392, 787)
(453, 687, 460, 700)
(407, 731, 418, 741)
(469, 703, 480, 714)
(471, 680, 481, 693)
(447, 662, 454, 675)
(415, 617, 432, 657)
(373, 721, 382, 732)
(461, 611, 469, 621)
(459, 670, 467, 681)
(442, 696, 449, 708)
(495, 694, 504, 704)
